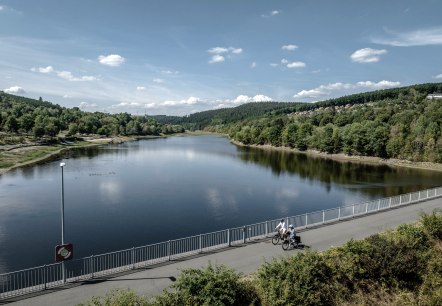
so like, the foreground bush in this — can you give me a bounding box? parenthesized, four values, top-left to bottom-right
(150, 263, 259, 306)
(77, 288, 149, 306)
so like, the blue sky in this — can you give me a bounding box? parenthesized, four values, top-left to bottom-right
(1, 0, 442, 116)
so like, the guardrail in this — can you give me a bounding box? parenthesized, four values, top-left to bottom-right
(1, 186, 441, 300)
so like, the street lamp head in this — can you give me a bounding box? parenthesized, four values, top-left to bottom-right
(60, 162, 66, 167)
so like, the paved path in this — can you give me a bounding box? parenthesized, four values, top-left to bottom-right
(4, 197, 442, 306)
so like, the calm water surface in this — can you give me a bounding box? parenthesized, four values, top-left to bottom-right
(1, 135, 442, 273)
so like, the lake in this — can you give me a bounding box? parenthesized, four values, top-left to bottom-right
(1, 135, 441, 273)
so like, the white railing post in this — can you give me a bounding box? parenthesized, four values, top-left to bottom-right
(131, 247, 135, 270)
(352, 204, 355, 217)
(322, 210, 325, 224)
(227, 229, 231, 246)
(365, 203, 368, 214)
(91, 255, 95, 279)
(389, 197, 391, 209)
(199, 234, 202, 253)
(377, 199, 380, 211)
(338, 207, 341, 220)
(305, 213, 308, 227)
(400, 195, 402, 205)
(243, 226, 246, 244)
(43, 265, 47, 290)
(265, 221, 268, 236)
(167, 241, 171, 261)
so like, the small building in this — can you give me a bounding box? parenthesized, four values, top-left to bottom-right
(426, 93, 442, 99)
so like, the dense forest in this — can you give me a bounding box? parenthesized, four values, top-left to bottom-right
(180, 83, 442, 163)
(0, 92, 184, 141)
(2, 82, 442, 163)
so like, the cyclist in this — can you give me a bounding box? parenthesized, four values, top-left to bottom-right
(275, 219, 287, 236)
(288, 224, 296, 240)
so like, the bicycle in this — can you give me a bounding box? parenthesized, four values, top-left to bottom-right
(271, 231, 289, 245)
(282, 235, 302, 250)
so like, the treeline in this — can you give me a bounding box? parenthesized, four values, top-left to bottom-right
(0, 92, 184, 139)
(80, 211, 442, 305)
(151, 102, 299, 130)
(204, 84, 442, 163)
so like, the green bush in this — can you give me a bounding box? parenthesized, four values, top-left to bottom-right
(255, 251, 337, 306)
(328, 233, 428, 291)
(420, 210, 442, 241)
(151, 263, 258, 306)
(77, 288, 149, 306)
(418, 245, 442, 305)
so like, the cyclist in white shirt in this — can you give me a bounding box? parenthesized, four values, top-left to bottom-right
(275, 219, 287, 236)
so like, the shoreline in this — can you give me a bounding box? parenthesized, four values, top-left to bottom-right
(0, 136, 139, 176)
(230, 140, 442, 173)
(2, 134, 442, 175)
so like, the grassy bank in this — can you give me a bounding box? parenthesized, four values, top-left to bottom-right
(0, 136, 138, 175)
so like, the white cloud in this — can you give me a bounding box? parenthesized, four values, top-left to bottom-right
(282, 44, 298, 51)
(136, 86, 146, 91)
(230, 48, 243, 54)
(233, 94, 273, 103)
(0, 5, 3, 11)
(281, 58, 289, 64)
(98, 54, 125, 66)
(372, 27, 442, 46)
(161, 70, 179, 75)
(270, 63, 279, 67)
(294, 80, 400, 100)
(57, 71, 98, 81)
(251, 62, 256, 68)
(351, 48, 387, 63)
(153, 78, 164, 83)
(208, 47, 229, 54)
(145, 103, 156, 108)
(207, 46, 242, 63)
(287, 61, 306, 68)
(79, 102, 97, 109)
(262, 10, 280, 18)
(162, 96, 202, 106)
(356, 80, 400, 88)
(3, 86, 26, 94)
(32, 66, 54, 73)
(209, 54, 225, 64)
(31, 65, 97, 81)
(63, 94, 72, 98)
(434, 74, 442, 79)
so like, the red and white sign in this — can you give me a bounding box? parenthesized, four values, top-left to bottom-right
(55, 244, 74, 262)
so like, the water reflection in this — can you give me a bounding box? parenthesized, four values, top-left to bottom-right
(237, 146, 441, 197)
(0, 135, 441, 273)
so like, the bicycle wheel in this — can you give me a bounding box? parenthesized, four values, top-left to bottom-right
(282, 240, 290, 250)
(271, 235, 280, 245)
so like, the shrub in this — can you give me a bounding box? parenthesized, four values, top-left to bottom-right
(255, 251, 337, 306)
(418, 244, 442, 305)
(77, 288, 149, 306)
(151, 263, 258, 306)
(420, 210, 442, 241)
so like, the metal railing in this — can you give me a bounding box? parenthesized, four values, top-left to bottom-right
(1, 186, 441, 300)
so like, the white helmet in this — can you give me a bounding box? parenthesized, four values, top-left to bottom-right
(289, 224, 294, 229)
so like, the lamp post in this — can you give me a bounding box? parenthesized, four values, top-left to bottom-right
(60, 162, 66, 283)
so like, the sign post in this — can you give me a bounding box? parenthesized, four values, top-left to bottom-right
(55, 243, 74, 262)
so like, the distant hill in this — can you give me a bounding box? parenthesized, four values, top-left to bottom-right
(150, 102, 300, 129)
(193, 83, 442, 163)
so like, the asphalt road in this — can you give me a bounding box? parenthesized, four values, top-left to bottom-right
(4, 197, 441, 306)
